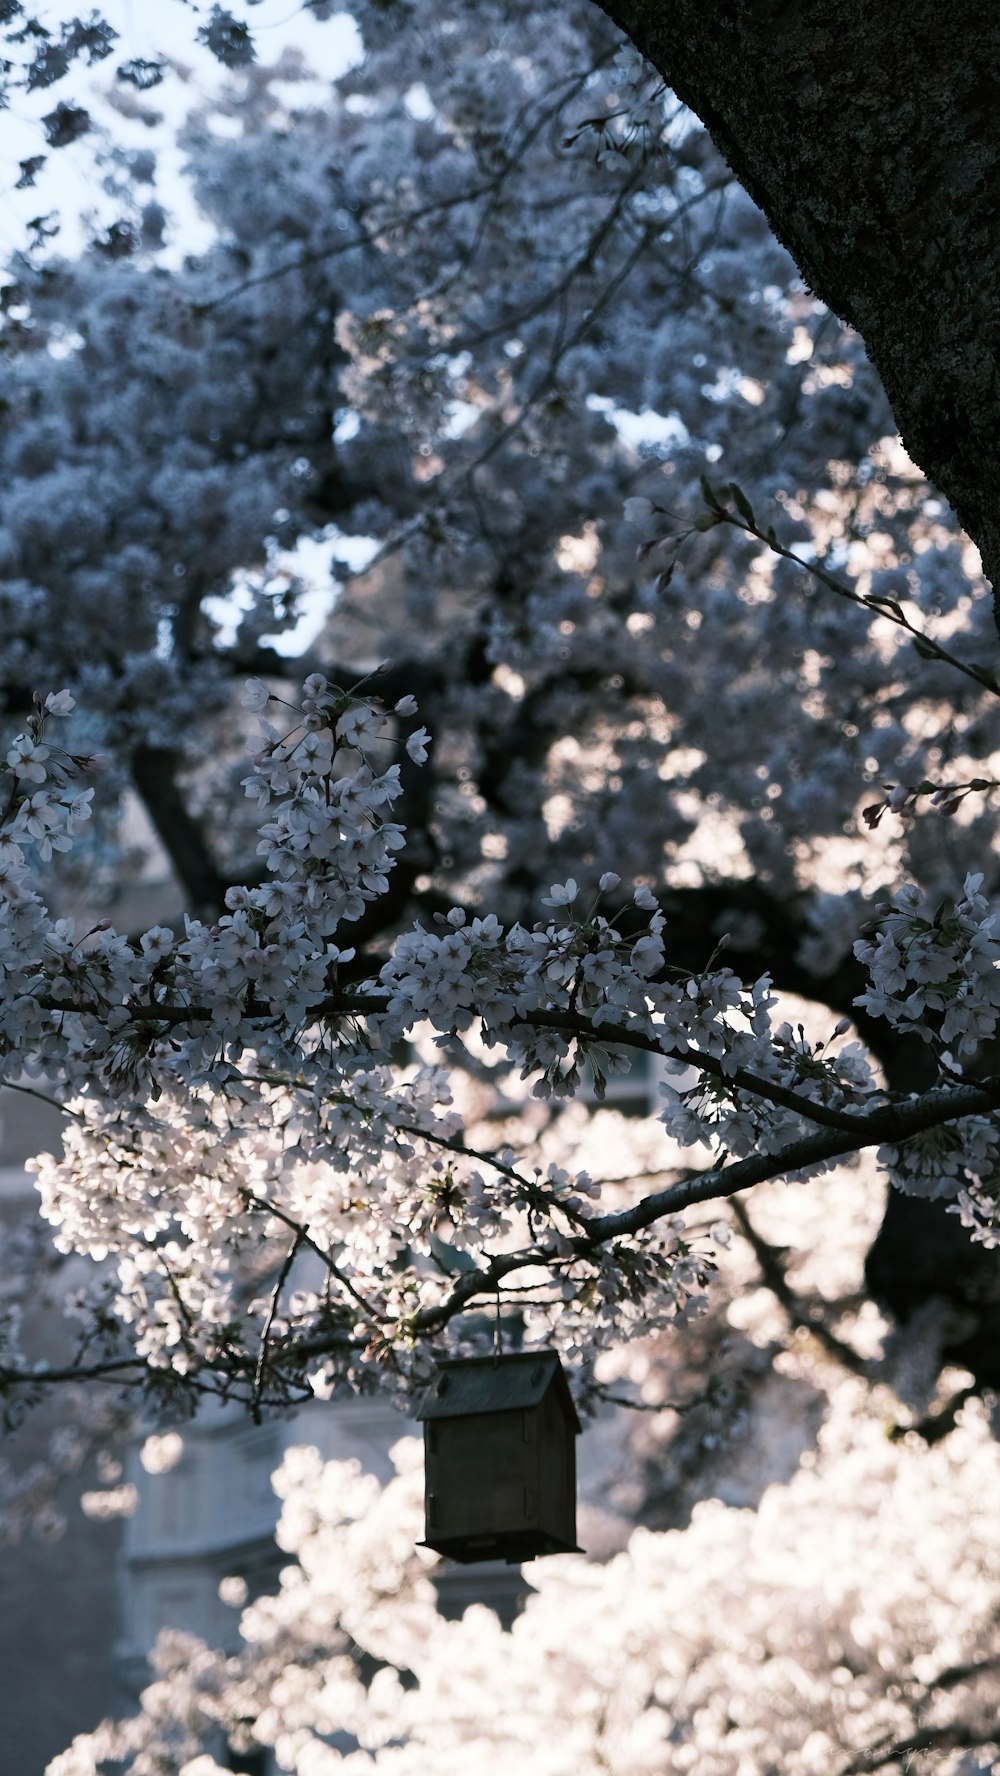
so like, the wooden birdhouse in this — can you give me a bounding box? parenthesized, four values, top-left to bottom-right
(415, 1351, 582, 1564)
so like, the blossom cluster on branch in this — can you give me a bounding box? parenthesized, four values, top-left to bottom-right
(2, 671, 1000, 1433)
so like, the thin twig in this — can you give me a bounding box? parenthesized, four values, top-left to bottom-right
(0, 1078, 82, 1120)
(252, 1231, 304, 1422)
(244, 1190, 379, 1322)
(590, 1384, 712, 1414)
(729, 1196, 869, 1377)
(716, 500, 1000, 698)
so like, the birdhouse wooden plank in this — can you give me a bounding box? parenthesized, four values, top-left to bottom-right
(415, 1351, 582, 1564)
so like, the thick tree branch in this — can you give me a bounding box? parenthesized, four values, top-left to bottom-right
(130, 742, 229, 916)
(391, 1077, 1000, 1336)
(581, 1076, 1000, 1242)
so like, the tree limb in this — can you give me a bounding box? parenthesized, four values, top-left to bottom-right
(598, 1, 1000, 603)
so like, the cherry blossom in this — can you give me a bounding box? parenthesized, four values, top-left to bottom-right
(1, 664, 1000, 1426)
(46, 1379, 1000, 1776)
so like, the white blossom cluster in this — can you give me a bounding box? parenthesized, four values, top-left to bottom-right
(1, 683, 717, 1402)
(877, 1115, 1000, 1218)
(851, 874, 1000, 1239)
(659, 1014, 876, 1172)
(46, 1384, 1000, 1776)
(855, 875, 1000, 1059)
(0, 674, 998, 1419)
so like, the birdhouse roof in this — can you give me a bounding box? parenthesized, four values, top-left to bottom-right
(415, 1350, 581, 1430)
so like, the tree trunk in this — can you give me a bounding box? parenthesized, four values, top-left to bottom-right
(598, 1, 1000, 610)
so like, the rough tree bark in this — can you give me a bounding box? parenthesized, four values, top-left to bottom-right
(598, 1, 1000, 612)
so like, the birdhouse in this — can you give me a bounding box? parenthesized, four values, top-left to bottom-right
(415, 1351, 582, 1564)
